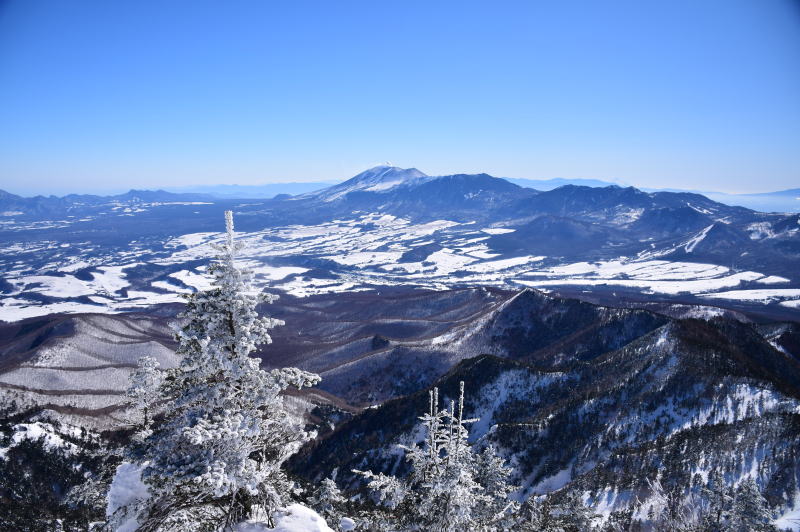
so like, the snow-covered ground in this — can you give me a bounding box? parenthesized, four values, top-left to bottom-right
(1, 213, 798, 322)
(234, 505, 334, 532)
(107, 462, 336, 532)
(0, 421, 79, 460)
(0, 314, 180, 427)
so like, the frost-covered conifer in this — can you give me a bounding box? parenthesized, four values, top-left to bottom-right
(473, 444, 519, 527)
(356, 382, 516, 531)
(109, 211, 320, 532)
(517, 490, 595, 532)
(730, 478, 776, 532)
(356, 469, 409, 511)
(555, 491, 595, 532)
(309, 477, 347, 530)
(126, 355, 163, 430)
(701, 469, 734, 531)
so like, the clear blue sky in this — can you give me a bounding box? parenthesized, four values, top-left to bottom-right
(1, 0, 798, 195)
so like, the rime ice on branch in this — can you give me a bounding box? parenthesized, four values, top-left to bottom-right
(109, 210, 320, 532)
(355, 381, 518, 531)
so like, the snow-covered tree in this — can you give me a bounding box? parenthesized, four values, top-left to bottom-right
(399, 383, 486, 530)
(645, 476, 710, 532)
(701, 469, 734, 531)
(356, 469, 409, 511)
(516, 493, 594, 532)
(729, 478, 776, 532)
(473, 444, 519, 528)
(355, 382, 516, 531)
(309, 476, 347, 530)
(109, 210, 320, 531)
(555, 491, 595, 532)
(126, 355, 163, 431)
(600, 507, 635, 532)
(516, 496, 557, 531)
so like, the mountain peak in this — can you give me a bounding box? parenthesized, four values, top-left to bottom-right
(352, 165, 427, 181)
(305, 165, 428, 201)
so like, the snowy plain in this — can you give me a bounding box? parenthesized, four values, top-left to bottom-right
(1, 212, 798, 322)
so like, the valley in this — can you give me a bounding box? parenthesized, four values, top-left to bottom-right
(2, 166, 800, 529)
(1, 167, 799, 324)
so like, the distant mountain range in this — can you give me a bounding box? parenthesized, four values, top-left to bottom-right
(0, 165, 798, 322)
(0, 188, 214, 218)
(4, 168, 796, 212)
(703, 189, 800, 213)
(164, 181, 336, 199)
(506, 176, 621, 189)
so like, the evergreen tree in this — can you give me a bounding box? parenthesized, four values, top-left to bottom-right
(355, 382, 516, 531)
(309, 477, 347, 530)
(646, 477, 706, 532)
(554, 491, 595, 532)
(730, 478, 776, 532)
(109, 211, 320, 531)
(473, 444, 519, 528)
(601, 507, 634, 532)
(126, 355, 163, 431)
(400, 383, 486, 531)
(701, 469, 734, 532)
(516, 496, 559, 531)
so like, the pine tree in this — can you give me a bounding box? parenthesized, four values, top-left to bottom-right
(646, 476, 706, 532)
(126, 355, 163, 431)
(601, 507, 634, 532)
(356, 469, 409, 511)
(516, 496, 557, 531)
(355, 382, 516, 531)
(473, 444, 519, 528)
(516, 493, 596, 532)
(554, 491, 594, 532)
(309, 477, 347, 530)
(109, 210, 320, 531)
(730, 478, 776, 532)
(701, 469, 734, 532)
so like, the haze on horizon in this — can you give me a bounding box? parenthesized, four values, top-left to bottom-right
(1, 0, 798, 196)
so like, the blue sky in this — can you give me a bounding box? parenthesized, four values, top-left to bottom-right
(1, 0, 798, 195)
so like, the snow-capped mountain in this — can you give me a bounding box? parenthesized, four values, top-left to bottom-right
(1, 165, 799, 323)
(0, 287, 762, 423)
(290, 294, 800, 525)
(2, 184, 799, 529)
(299, 165, 429, 202)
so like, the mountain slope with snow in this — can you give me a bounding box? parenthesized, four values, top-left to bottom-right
(1, 165, 799, 322)
(291, 314, 800, 526)
(299, 165, 429, 202)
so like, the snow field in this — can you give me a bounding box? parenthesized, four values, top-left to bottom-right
(233, 505, 334, 532)
(1, 213, 797, 321)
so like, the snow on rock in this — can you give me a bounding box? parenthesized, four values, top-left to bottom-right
(338, 517, 356, 531)
(234, 504, 334, 532)
(106, 462, 149, 532)
(0, 421, 78, 459)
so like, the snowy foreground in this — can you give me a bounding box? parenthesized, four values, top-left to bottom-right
(233, 505, 337, 532)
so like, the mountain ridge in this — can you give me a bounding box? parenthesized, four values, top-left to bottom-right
(289, 312, 800, 522)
